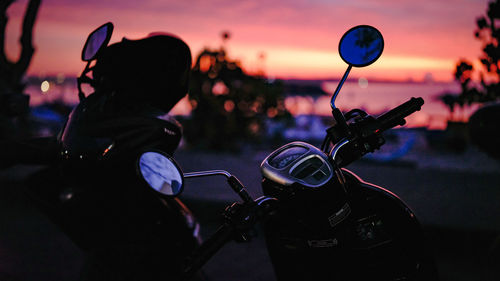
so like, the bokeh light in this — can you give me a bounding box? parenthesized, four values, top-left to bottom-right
(41, 80, 50, 93)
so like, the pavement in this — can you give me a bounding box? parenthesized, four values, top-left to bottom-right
(0, 146, 499, 280)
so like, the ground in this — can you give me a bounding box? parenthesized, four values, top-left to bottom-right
(0, 146, 499, 280)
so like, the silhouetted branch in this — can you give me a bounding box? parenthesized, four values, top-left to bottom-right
(12, 0, 41, 85)
(0, 0, 15, 70)
(0, 0, 41, 128)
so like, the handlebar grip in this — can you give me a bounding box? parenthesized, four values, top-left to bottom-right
(377, 97, 424, 132)
(228, 175, 253, 203)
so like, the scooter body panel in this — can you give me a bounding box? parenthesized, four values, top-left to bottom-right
(262, 168, 438, 281)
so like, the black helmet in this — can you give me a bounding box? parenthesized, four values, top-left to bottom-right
(59, 29, 189, 166)
(92, 34, 192, 113)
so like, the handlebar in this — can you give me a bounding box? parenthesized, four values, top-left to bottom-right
(326, 97, 424, 166)
(377, 97, 424, 132)
(181, 191, 278, 280)
(182, 223, 235, 280)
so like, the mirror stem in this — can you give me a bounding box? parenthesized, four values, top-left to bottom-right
(184, 170, 232, 178)
(184, 170, 253, 203)
(331, 65, 352, 109)
(77, 61, 92, 101)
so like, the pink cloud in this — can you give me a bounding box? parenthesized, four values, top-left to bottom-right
(5, 0, 487, 80)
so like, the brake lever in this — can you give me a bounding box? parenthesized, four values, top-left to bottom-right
(328, 114, 386, 167)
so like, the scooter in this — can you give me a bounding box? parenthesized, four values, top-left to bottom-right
(4, 23, 204, 280)
(137, 25, 439, 281)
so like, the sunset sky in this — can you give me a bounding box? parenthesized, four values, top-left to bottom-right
(5, 0, 488, 82)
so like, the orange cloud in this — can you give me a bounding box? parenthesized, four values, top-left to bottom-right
(5, 0, 487, 82)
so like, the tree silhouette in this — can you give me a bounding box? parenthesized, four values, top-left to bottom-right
(449, 0, 500, 108)
(0, 0, 41, 139)
(183, 44, 290, 150)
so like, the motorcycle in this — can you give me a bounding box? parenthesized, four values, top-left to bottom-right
(137, 25, 439, 280)
(2, 22, 204, 280)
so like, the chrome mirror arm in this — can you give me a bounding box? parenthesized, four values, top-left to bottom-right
(330, 65, 352, 109)
(184, 170, 253, 203)
(184, 170, 232, 179)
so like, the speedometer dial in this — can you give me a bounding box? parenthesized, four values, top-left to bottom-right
(269, 145, 308, 169)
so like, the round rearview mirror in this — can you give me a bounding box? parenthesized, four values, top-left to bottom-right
(82, 22, 114, 61)
(338, 25, 384, 67)
(137, 151, 184, 197)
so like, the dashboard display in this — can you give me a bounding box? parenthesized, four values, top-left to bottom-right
(261, 141, 333, 188)
(291, 157, 324, 179)
(269, 146, 308, 169)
